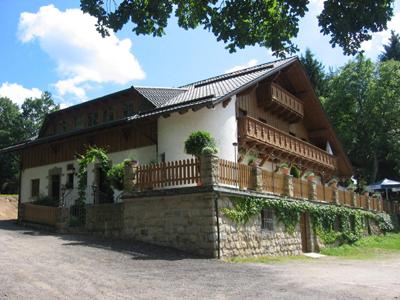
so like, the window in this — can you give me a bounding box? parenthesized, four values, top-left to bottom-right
(66, 173, 74, 189)
(31, 179, 40, 198)
(74, 116, 83, 129)
(261, 208, 274, 231)
(123, 102, 134, 117)
(59, 120, 67, 132)
(88, 112, 98, 127)
(103, 108, 114, 122)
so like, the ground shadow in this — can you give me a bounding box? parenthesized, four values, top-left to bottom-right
(0, 220, 203, 261)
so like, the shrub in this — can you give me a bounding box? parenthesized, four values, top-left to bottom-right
(375, 212, 394, 233)
(201, 146, 218, 155)
(184, 131, 217, 157)
(32, 195, 59, 207)
(108, 159, 132, 191)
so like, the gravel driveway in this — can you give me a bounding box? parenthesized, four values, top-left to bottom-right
(0, 220, 399, 300)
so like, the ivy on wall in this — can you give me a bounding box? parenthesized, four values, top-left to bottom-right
(222, 197, 394, 244)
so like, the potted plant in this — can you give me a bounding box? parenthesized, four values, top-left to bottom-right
(304, 171, 315, 181)
(279, 162, 290, 175)
(246, 154, 257, 166)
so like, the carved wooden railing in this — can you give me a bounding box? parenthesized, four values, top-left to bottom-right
(270, 83, 304, 117)
(238, 116, 337, 170)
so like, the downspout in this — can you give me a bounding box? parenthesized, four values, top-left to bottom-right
(17, 155, 23, 221)
(214, 191, 221, 259)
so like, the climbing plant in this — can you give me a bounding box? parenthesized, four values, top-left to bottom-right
(76, 147, 112, 205)
(221, 196, 393, 244)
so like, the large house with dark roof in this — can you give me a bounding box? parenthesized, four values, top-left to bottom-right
(2, 56, 352, 208)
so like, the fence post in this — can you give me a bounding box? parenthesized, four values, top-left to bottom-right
(252, 165, 263, 192)
(366, 196, 371, 211)
(307, 178, 317, 201)
(283, 174, 294, 197)
(328, 179, 339, 205)
(349, 188, 356, 207)
(200, 153, 219, 186)
(124, 160, 138, 192)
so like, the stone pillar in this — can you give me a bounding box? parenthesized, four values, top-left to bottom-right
(349, 189, 357, 207)
(200, 154, 219, 186)
(252, 165, 263, 192)
(124, 161, 138, 192)
(308, 179, 317, 201)
(328, 179, 339, 205)
(366, 196, 371, 211)
(283, 174, 294, 197)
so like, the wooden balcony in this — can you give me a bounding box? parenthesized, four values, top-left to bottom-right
(257, 83, 304, 122)
(238, 116, 337, 171)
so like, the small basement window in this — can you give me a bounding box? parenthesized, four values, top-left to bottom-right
(261, 208, 274, 231)
(31, 179, 40, 198)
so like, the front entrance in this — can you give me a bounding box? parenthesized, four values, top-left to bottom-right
(300, 213, 311, 253)
(51, 174, 61, 202)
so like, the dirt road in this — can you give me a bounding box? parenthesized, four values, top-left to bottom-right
(0, 220, 399, 299)
(0, 196, 17, 220)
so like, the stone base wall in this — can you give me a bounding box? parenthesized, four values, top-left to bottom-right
(85, 203, 124, 237)
(121, 193, 217, 257)
(218, 196, 303, 258)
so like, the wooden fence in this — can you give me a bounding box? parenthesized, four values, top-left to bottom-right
(21, 203, 58, 226)
(136, 158, 200, 190)
(132, 158, 396, 214)
(218, 159, 252, 189)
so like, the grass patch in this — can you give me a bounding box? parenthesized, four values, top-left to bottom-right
(321, 233, 400, 259)
(228, 255, 312, 264)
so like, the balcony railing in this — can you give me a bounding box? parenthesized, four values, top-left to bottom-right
(238, 116, 337, 170)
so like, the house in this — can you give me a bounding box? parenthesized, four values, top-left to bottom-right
(3, 57, 380, 258)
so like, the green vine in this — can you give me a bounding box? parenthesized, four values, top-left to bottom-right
(221, 197, 393, 244)
(76, 147, 112, 205)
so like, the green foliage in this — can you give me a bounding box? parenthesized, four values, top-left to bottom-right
(108, 159, 132, 191)
(184, 131, 217, 157)
(76, 147, 112, 205)
(300, 49, 328, 97)
(321, 233, 400, 259)
(201, 146, 218, 155)
(375, 212, 395, 232)
(80, 0, 394, 57)
(32, 195, 59, 207)
(21, 92, 59, 138)
(290, 166, 301, 178)
(324, 56, 400, 184)
(221, 196, 392, 244)
(379, 30, 400, 61)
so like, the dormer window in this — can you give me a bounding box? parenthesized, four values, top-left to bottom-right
(103, 108, 114, 122)
(123, 102, 134, 117)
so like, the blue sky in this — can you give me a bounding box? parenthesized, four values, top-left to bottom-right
(1, 0, 399, 107)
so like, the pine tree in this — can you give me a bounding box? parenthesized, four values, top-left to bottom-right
(379, 30, 400, 62)
(300, 49, 327, 98)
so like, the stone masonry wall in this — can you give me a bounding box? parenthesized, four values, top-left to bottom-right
(122, 192, 217, 257)
(218, 196, 303, 258)
(85, 203, 124, 237)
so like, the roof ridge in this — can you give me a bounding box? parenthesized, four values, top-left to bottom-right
(180, 56, 297, 88)
(134, 86, 188, 90)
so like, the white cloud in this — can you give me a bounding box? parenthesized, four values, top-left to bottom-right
(18, 5, 145, 99)
(225, 59, 258, 73)
(361, 11, 400, 57)
(0, 82, 42, 106)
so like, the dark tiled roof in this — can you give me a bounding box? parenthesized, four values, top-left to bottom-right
(162, 57, 296, 107)
(134, 87, 187, 107)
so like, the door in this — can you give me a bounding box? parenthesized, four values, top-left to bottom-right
(51, 174, 61, 202)
(300, 213, 310, 253)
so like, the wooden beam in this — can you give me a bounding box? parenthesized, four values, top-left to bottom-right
(178, 109, 189, 115)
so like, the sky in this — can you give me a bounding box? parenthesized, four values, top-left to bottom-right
(0, 0, 399, 108)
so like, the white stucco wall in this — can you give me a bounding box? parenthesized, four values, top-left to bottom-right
(20, 145, 157, 205)
(157, 99, 237, 162)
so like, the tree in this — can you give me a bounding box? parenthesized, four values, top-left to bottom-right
(300, 49, 327, 98)
(21, 92, 59, 138)
(379, 30, 400, 61)
(0, 98, 25, 193)
(80, 0, 394, 57)
(324, 55, 400, 185)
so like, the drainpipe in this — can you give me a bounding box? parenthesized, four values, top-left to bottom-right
(214, 192, 221, 259)
(17, 156, 23, 221)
